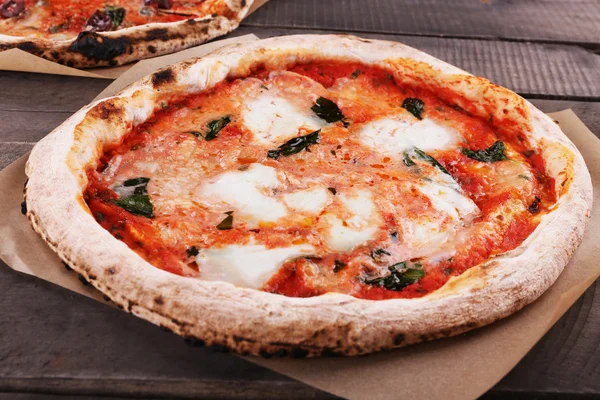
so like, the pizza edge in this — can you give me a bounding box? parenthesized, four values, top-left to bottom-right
(0, 0, 252, 68)
(24, 35, 593, 357)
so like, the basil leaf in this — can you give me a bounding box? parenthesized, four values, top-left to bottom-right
(123, 177, 150, 187)
(370, 248, 391, 261)
(364, 262, 425, 291)
(333, 260, 347, 273)
(186, 246, 199, 257)
(112, 195, 154, 218)
(403, 152, 415, 167)
(267, 130, 320, 160)
(104, 5, 126, 29)
(461, 141, 508, 163)
(205, 116, 231, 141)
(414, 148, 450, 175)
(402, 98, 424, 120)
(216, 212, 233, 230)
(311, 97, 344, 123)
(350, 70, 363, 79)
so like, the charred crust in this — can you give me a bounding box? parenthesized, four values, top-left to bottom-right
(393, 333, 405, 346)
(259, 350, 272, 359)
(20, 200, 27, 215)
(90, 100, 121, 120)
(144, 28, 170, 41)
(105, 267, 116, 275)
(77, 274, 89, 286)
(321, 348, 342, 357)
(151, 68, 174, 88)
(154, 296, 164, 305)
(186, 18, 196, 25)
(69, 31, 132, 62)
(17, 41, 41, 54)
(290, 347, 309, 358)
(62, 261, 72, 271)
(233, 335, 256, 343)
(147, 45, 156, 54)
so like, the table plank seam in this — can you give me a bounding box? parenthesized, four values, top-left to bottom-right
(241, 23, 600, 53)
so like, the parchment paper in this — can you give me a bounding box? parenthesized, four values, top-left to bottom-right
(0, 41, 598, 399)
(0, 0, 269, 79)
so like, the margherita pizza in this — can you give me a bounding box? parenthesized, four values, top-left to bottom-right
(24, 35, 592, 356)
(0, 0, 253, 67)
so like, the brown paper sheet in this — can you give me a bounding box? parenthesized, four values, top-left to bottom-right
(0, 0, 269, 79)
(0, 39, 598, 398)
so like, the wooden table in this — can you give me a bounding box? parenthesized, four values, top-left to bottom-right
(1, 1, 599, 398)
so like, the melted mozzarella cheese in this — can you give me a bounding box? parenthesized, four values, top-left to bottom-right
(418, 179, 479, 222)
(242, 92, 324, 146)
(283, 187, 331, 214)
(196, 241, 315, 289)
(321, 188, 382, 252)
(359, 117, 460, 155)
(196, 164, 287, 227)
(400, 177, 479, 258)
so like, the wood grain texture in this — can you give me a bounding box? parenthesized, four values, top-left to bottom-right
(243, 0, 600, 46)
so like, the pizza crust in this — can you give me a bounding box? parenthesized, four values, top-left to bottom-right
(25, 35, 593, 356)
(0, 0, 252, 68)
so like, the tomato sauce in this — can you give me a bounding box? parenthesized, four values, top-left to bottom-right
(84, 60, 557, 300)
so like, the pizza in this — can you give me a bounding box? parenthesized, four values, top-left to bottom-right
(24, 35, 592, 356)
(0, 0, 253, 67)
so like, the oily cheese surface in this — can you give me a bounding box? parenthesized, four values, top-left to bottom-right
(85, 66, 553, 300)
(24, 35, 592, 356)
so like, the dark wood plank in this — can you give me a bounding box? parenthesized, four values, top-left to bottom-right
(243, 0, 600, 47)
(0, 72, 107, 113)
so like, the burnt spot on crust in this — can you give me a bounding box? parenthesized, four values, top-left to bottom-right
(77, 274, 89, 286)
(290, 347, 309, 358)
(17, 41, 42, 55)
(20, 200, 27, 215)
(393, 333, 405, 346)
(151, 68, 174, 88)
(142, 28, 183, 42)
(147, 45, 156, 54)
(186, 18, 197, 25)
(69, 31, 132, 62)
(154, 296, 164, 305)
(233, 335, 257, 343)
(89, 100, 122, 121)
